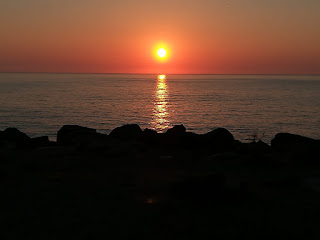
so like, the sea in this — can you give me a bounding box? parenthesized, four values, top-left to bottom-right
(0, 73, 319, 142)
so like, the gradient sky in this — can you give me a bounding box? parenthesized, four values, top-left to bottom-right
(1, 0, 320, 74)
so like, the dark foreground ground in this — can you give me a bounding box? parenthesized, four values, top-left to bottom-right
(1, 124, 320, 239)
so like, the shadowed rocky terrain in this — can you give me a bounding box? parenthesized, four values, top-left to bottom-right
(1, 124, 320, 239)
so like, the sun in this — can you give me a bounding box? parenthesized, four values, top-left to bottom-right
(158, 74, 166, 80)
(157, 48, 167, 58)
(153, 44, 170, 62)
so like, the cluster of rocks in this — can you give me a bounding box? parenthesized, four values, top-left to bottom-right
(0, 127, 52, 149)
(1, 123, 319, 162)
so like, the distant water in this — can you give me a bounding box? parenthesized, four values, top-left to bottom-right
(0, 73, 320, 142)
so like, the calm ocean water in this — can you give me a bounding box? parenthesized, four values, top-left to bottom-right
(0, 73, 319, 142)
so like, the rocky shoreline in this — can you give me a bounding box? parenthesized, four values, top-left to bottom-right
(1, 124, 320, 239)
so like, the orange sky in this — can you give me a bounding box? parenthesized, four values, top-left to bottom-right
(0, 0, 320, 74)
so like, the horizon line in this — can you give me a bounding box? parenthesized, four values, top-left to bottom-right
(0, 72, 320, 76)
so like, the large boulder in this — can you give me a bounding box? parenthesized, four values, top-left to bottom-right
(109, 124, 142, 140)
(3, 127, 30, 141)
(181, 132, 203, 149)
(141, 128, 158, 143)
(204, 128, 235, 152)
(1, 128, 30, 147)
(158, 125, 187, 147)
(165, 124, 186, 136)
(57, 125, 98, 145)
(271, 133, 319, 152)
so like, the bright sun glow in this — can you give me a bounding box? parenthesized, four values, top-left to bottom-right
(158, 74, 166, 80)
(157, 48, 167, 58)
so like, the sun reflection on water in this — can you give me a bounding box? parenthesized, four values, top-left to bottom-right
(150, 75, 170, 132)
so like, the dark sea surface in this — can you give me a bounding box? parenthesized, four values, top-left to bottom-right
(0, 73, 319, 142)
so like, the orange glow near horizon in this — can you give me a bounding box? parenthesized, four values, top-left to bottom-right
(0, 1, 320, 74)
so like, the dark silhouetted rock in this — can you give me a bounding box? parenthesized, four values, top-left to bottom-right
(204, 128, 235, 152)
(141, 128, 158, 143)
(158, 125, 187, 147)
(271, 133, 320, 164)
(165, 124, 186, 136)
(0, 131, 5, 146)
(271, 133, 319, 152)
(247, 140, 271, 155)
(57, 125, 97, 145)
(181, 132, 203, 149)
(29, 136, 53, 148)
(234, 140, 249, 154)
(206, 128, 234, 142)
(1, 128, 30, 147)
(109, 124, 142, 140)
(143, 128, 158, 137)
(3, 127, 30, 141)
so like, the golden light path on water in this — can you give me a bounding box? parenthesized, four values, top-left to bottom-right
(150, 75, 170, 132)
